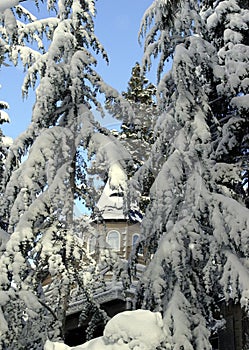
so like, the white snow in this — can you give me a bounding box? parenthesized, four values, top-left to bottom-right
(0, 110, 10, 123)
(231, 94, 249, 111)
(0, 229, 9, 253)
(44, 310, 166, 350)
(2, 136, 13, 147)
(96, 179, 126, 220)
(89, 133, 131, 173)
(108, 162, 127, 190)
(104, 309, 166, 347)
(19, 290, 42, 312)
(0, 0, 19, 13)
(224, 29, 243, 44)
(0, 306, 8, 337)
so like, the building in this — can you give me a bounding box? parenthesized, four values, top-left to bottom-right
(210, 302, 249, 350)
(64, 178, 249, 348)
(88, 177, 142, 260)
(65, 177, 144, 345)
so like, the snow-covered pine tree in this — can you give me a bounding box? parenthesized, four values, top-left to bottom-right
(0, 1, 131, 348)
(118, 62, 156, 168)
(0, 38, 13, 229)
(107, 62, 158, 214)
(0, 98, 11, 194)
(201, 0, 249, 207)
(130, 0, 249, 349)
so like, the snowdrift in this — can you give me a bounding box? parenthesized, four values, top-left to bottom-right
(44, 309, 166, 350)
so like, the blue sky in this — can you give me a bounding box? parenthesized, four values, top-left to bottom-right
(1, 0, 155, 139)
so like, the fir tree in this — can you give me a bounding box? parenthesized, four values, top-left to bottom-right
(107, 62, 158, 214)
(0, 39, 12, 229)
(120, 62, 157, 168)
(0, 1, 129, 347)
(0, 99, 11, 193)
(130, 1, 249, 349)
(201, 0, 249, 206)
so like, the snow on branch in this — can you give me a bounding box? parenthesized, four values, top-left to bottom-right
(0, 0, 19, 13)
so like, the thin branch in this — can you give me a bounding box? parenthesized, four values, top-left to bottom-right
(38, 299, 57, 321)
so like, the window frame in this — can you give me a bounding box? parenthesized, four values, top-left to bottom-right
(88, 235, 97, 254)
(132, 233, 143, 255)
(106, 230, 120, 251)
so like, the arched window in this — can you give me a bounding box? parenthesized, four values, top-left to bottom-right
(132, 234, 139, 246)
(132, 233, 143, 255)
(88, 236, 96, 254)
(106, 230, 120, 251)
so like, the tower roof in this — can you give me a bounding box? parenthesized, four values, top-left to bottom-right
(96, 179, 127, 220)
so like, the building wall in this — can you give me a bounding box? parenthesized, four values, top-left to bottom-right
(219, 303, 243, 350)
(211, 302, 245, 350)
(90, 219, 142, 261)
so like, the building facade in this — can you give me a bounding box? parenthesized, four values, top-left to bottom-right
(65, 178, 143, 345)
(87, 178, 142, 260)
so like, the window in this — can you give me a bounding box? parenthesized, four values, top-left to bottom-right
(132, 234, 140, 246)
(210, 336, 219, 350)
(106, 230, 120, 251)
(88, 236, 96, 254)
(132, 233, 143, 255)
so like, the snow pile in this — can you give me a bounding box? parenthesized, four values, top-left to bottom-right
(104, 309, 166, 348)
(44, 342, 70, 350)
(44, 310, 166, 350)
